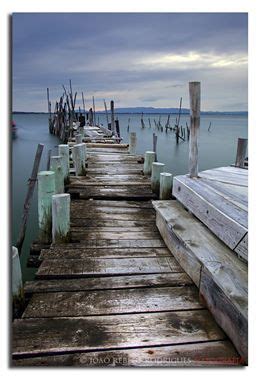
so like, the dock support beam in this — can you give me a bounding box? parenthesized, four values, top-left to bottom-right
(160, 172, 173, 200)
(235, 138, 248, 168)
(151, 162, 165, 194)
(38, 171, 55, 243)
(58, 144, 70, 183)
(50, 156, 64, 194)
(143, 151, 156, 175)
(110, 100, 115, 135)
(188, 81, 201, 178)
(72, 143, 86, 176)
(52, 193, 71, 243)
(129, 132, 137, 154)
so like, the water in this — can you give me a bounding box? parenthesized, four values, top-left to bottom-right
(12, 112, 247, 282)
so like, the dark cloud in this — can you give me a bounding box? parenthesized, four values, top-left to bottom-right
(12, 13, 248, 111)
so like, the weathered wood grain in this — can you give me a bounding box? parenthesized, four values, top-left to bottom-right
(24, 273, 193, 294)
(173, 175, 247, 254)
(36, 256, 181, 279)
(40, 247, 171, 260)
(23, 286, 203, 318)
(12, 340, 241, 366)
(71, 230, 161, 240)
(12, 310, 226, 357)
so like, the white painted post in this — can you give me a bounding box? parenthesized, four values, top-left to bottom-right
(52, 193, 70, 243)
(160, 172, 173, 200)
(38, 171, 55, 243)
(75, 134, 82, 144)
(58, 144, 70, 183)
(12, 246, 23, 298)
(129, 132, 137, 154)
(50, 156, 64, 194)
(143, 151, 156, 175)
(151, 162, 165, 194)
(235, 138, 248, 168)
(188, 81, 201, 178)
(72, 143, 86, 176)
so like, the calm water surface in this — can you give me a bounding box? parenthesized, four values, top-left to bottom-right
(12, 112, 247, 281)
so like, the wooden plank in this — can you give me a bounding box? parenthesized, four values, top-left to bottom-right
(71, 205, 155, 216)
(153, 200, 248, 362)
(86, 143, 129, 149)
(22, 286, 203, 318)
(12, 309, 226, 357)
(12, 340, 241, 366)
(173, 175, 247, 251)
(36, 256, 181, 278)
(85, 168, 143, 175)
(199, 167, 248, 187)
(87, 154, 143, 162)
(40, 247, 171, 260)
(200, 264, 248, 361)
(71, 219, 156, 227)
(71, 226, 159, 233)
(71, 200, 153, 209)
(71, 230, 161, 240)
(24, 273, 193, 294)
(48, 240, 166, 249)
(68, 186, 157, 200)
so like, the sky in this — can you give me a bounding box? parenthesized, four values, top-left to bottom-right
(12, 13, 248, 112)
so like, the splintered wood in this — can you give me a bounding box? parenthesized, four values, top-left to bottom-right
(12, 138, 242, 367)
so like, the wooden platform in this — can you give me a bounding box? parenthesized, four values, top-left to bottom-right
(12, 137, 243, 367)
(172, 166, 248, 261)
(153, 200, 248, 362)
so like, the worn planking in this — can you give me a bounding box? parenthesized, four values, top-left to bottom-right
(13, 310, 226, 357)
(24, 273, 193, 295)
(22, 286, 203, 318)
(36, 256, 181, 279)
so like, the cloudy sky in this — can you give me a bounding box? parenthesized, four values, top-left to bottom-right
(12, 13, 248, 112)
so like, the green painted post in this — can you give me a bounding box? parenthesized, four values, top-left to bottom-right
(143, 151, 156, 175)
(159, 172, 173, 200)
(38, 171, 55, 243)
(151, 162, 165, 194)
(72, 143, 86, 176)
(58, 144, 70, 183)
(12, 246, 23, 297)
(50, 156, 64, 193)
(52, 193, 71, 243)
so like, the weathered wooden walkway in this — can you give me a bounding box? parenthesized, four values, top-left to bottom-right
(12, 140, 242, 367)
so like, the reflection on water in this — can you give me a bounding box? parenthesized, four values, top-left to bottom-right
(12, 112, 247, 281)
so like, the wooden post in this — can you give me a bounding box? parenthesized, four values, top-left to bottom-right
(235, 138, 248, 168)
(151, 162, 165, 195)
(188, 82, 201, 178)
(75, 133, 82, 144)
(93, 96, 96, 126)
(153, 133, 158, 161)
(38, 171, 56, 243)
(129, 132, 137, 154)
(104, 99, 109, 128)
(50, 156, 64, 194)
(110, 100, 115, 134)
(52, 193, 70, 243)
(12, 246, 23, 298)
(72, 143, 86, 176)
(144, 151, 156, 175)
(160, 172, 173, 200)
(46, 149, 52, 170)
(58, 144, 70, 183)
(16, 143, 44, 253)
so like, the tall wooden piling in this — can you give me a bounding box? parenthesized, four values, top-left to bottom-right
(159, 172, 173, 200)
(58, 144, 70, 183)
(235, 138, 248, 168)
(188, 81, 201, 178)
(151, 162, 165, 195)
(72, 143, 86, 176)
(12, 246, 23, 298)
(37, 171, 56, 243)
(110, 100, 115, 134)
(129, 132, 137, 154)
(144, 151, 156, 176)
(52, 193, 70, 243)
(50, 156, 64, 194)
(153, 133, 158, 161)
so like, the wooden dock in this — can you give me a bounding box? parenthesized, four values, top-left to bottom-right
(12, 137, 242, 367)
